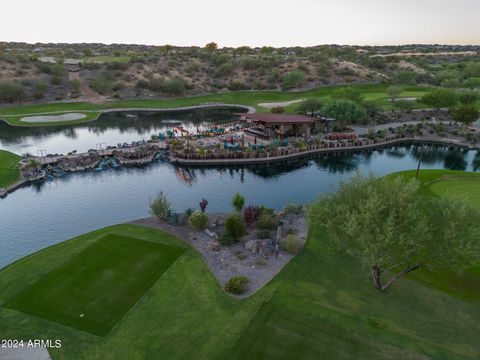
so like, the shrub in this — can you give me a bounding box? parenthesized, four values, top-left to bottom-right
(244, 205, 261, 224)
(189, 210, 209, 230)
(232, 193, 245, 212)
(218, 231, 237, 246)
(257, 212, 278, 231)
(224, 275, 249, 294)
(280, 234, 300, 254)
(184, 208, 195, 218)
(271, 106, 285, 114)
(284, 203, 303, 215)
(282, 70, 306, 90)
(259, 206, 275, 216)
(199, 198, 208, 213)
(90, 75, 113, 94)
(225, 213, 247, 240)
(149, 191, 172, 220)
(148, 77, 186, 95)
(214, 62, 234, 77)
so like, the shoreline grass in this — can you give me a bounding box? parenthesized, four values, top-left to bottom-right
(0, 150, 21, 188)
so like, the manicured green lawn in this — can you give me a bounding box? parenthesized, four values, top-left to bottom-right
(1, 111, 101, 126)
(5, 234, 184, 336)
(0, 84, 433, 126)
(0, 150, 21, 188)
(1, 170, 480, 359)
(429, 179, 480, 208)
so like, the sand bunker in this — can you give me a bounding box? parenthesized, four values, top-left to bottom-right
(258, 99, 305, 109)
(20, 113, 87, 123)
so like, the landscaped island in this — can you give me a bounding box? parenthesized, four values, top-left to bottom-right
(1, 170, 480, 359)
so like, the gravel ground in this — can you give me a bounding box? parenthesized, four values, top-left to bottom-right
(130, 212, 308, 297)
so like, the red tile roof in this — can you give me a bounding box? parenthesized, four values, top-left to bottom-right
(236, 113, 317, 124)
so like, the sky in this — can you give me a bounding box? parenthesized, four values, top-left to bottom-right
(1, 0, 480, 47)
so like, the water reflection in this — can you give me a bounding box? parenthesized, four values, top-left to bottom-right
(1, 144, 479, 268)
(0, 107, 246, 155)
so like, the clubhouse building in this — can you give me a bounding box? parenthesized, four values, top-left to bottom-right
(237, 113, 333, 138)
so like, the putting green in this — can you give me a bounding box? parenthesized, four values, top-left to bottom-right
(5, 234, 184, 336)
(429, 179, 480, 209)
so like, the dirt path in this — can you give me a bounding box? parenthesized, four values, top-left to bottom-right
(68, 72, 106, 104)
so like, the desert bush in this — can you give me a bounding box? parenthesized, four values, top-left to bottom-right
(282, 70, 306, 90)
(214, 62, 234, 77)
(271, 106, 285, 114)
(280, 234, 301, 254)
(189, 210, 209, 230)
(257, 212, 278, 231)
(184, 208, 195, 218)
(149, 191, 172, 220)
(225, 213, 247, 240)
(243, 205, 261, 224)
(90, 75, 113, 94)
(232, 193, 245, 212)
(218, 231, 237, 246)
(224, 275, 249, 294)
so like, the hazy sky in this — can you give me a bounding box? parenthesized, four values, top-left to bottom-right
(2, 0, 480, 46)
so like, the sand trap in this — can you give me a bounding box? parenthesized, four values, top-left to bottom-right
(258, 99, 305, 109)
(389, 97, 418, 102)
(20, 113, 87, 123)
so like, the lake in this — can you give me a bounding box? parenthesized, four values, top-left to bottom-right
(0, 142, 479, 268)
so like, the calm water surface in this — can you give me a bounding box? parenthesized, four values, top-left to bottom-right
(1, 109, 480, 268)
(0, 107, 246, 155)
(1, 142, 479, 269)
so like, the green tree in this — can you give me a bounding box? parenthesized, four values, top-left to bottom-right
(0, 82, 26, 103)
(452, 105, 479, 126)
(420, 89, 458, 110)
(310, 175, 480, 291)
(464, 77, 480, 89)
(321, 98, 368, 125)
(231, 192, 245, 212)
(386, 86, 403, 103)
(395, 70, 417, 85)
(204, 42, 218, 51)
(281, 70, 306, 90)
(465, 62, 480, 78)
(458, 91, 479, 106)
(297, 98, 323, 116)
